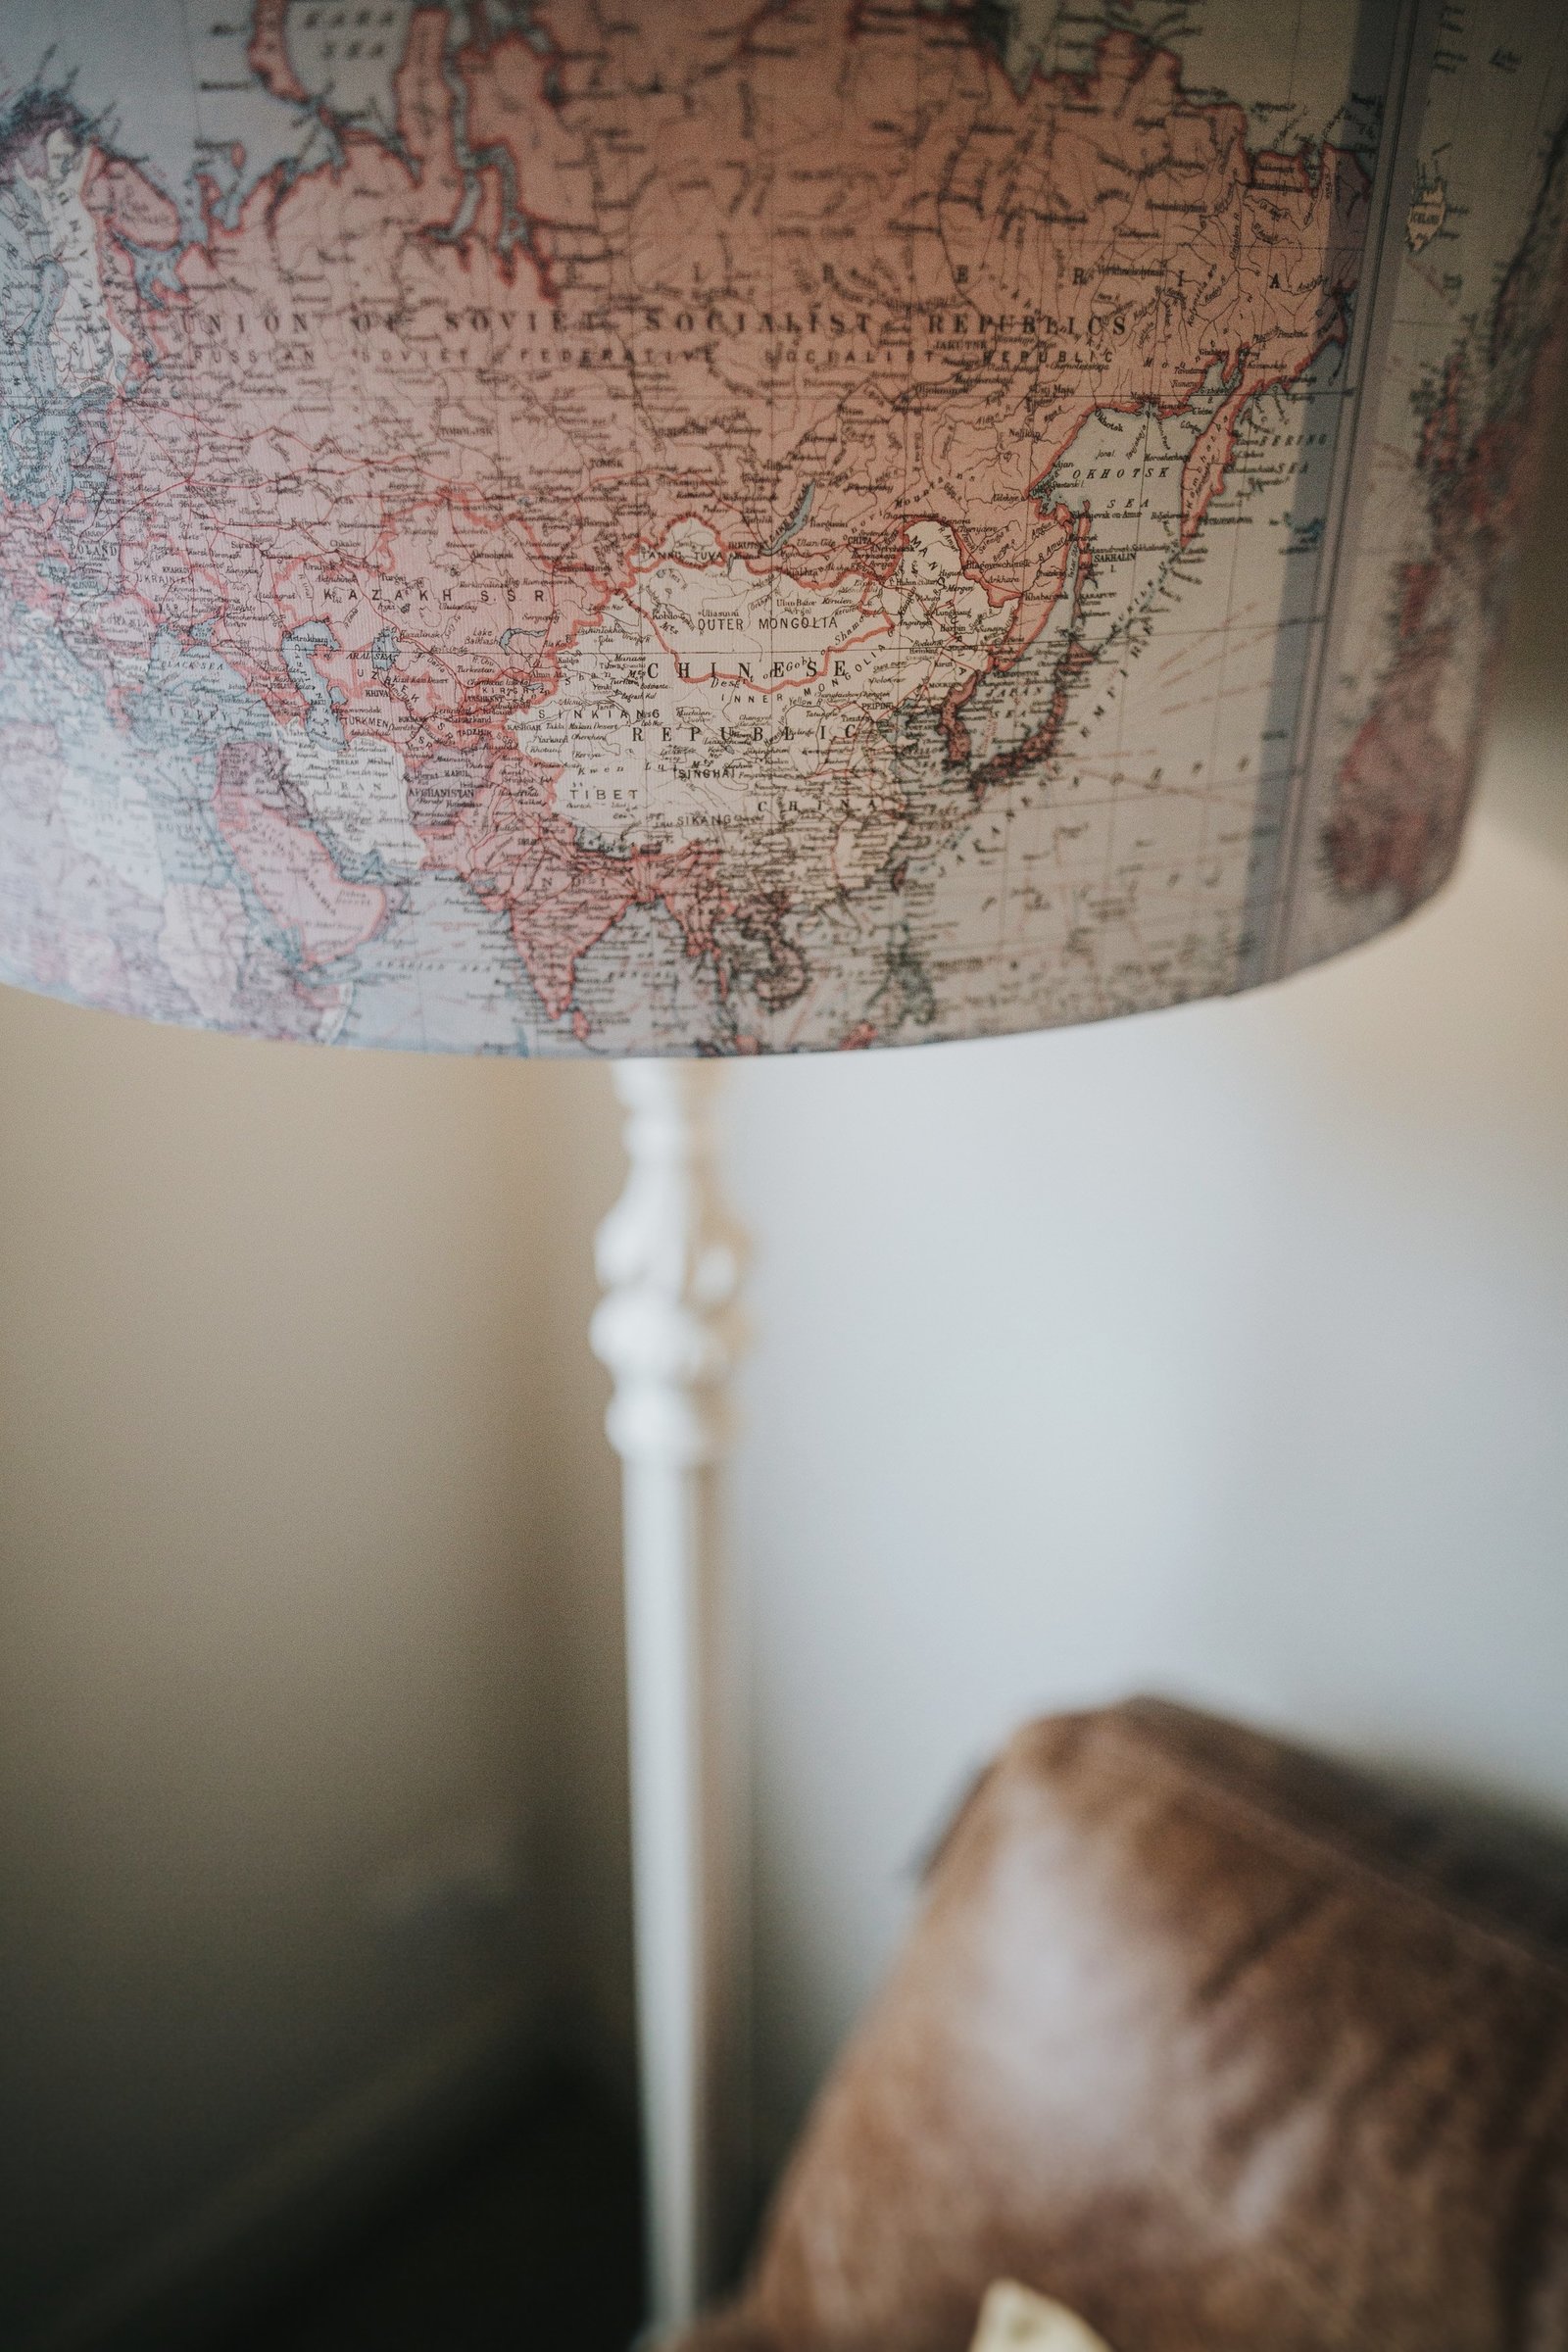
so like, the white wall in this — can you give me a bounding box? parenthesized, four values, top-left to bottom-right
(707, 444, 1568, 2160)
(513, 590, 1568, 2179)
(724, 753, 1568, 2154)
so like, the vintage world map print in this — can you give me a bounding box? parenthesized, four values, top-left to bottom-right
(0, 0, 1563, 1054)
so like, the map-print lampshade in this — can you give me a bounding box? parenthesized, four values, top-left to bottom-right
(0, 0, 1563, 1057)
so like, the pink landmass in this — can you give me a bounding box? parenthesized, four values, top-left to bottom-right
(247, 0, 309, 102)
(84, 154, 180, 249)
(435, 755, 727, 1016)
(76, 4, 1366, 762)
(0, 0, 1375, 1026)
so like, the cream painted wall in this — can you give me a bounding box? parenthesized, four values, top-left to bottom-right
(0, 1017, 616, 2345)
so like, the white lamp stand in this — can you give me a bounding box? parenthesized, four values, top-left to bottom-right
(592, 1060, 751, 2333)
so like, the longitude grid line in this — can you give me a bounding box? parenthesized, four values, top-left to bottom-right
(202, 4, 398, 1045)
(330, 28, 412, 1048)
(1262, 0, 1434, 974)
(1097, 63, 1172, 1000)
(1233, 0, 1308, 977)
(1011, 52, 1065, 962)
(472, 37, 517, 1054)
(994, 73, 1026, 962)
(898, 11, 920, 1013)
(1114, 94, 1174, 983)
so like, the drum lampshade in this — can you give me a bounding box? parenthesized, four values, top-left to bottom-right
(0, 0, 1562, 1055)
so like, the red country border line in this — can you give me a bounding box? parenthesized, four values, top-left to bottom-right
(74, 6, 1369, 731)
(0, 1, 1375, 1039)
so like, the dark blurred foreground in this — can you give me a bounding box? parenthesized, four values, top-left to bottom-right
(213, 2072, 641, 2352)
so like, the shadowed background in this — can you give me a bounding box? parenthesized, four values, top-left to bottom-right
(1, 387, 1565, 2352)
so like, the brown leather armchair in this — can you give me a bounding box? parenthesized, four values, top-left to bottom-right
(680, 1698, 1568, 2352)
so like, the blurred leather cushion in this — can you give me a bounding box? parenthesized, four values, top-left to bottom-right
(683, 1698, 1568, 2352)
